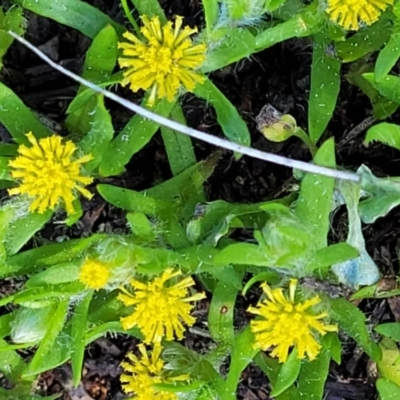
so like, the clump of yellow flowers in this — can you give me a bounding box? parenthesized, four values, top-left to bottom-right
(8, 132, 93, 215)
(79, 258, 111, 290)
(326, 0, 394, 30)
(121, 343, 188, 400)
(118, 268, 206, 344)
(248, 279, 337, 363)
(118, 15, 207, 106)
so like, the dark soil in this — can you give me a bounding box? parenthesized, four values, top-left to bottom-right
(1, 0, 400, 399)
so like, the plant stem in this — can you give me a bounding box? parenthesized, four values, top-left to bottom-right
(294, 128, 318, 157)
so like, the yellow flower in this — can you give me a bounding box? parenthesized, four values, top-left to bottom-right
(79, 258, 110, 290)
(8, 132, 93, 215)
(327, 0, 394, 30)
(118, 15, 206, 106)
(118, 268, 206, 344)
(247, 279, 337, 363)
(121, 343, 188, 400)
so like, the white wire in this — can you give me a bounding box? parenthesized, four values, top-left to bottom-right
(8, 31, 360, 182)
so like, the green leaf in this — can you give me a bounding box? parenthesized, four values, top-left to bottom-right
(365, 122, 400, 151)
(271, 349, 301, 397)
(160, 104, 196, 176)
(214, 242, 271, 267)
(0, 6, 25, 70)
(224, 327, 259, 397)
(71, 291, 93, 387)
(363, 73, 400, 104)
(308, 33, 341, 144)
(255, 2, 321, 51)
(97, 184, 171, 215)
(66, 24, 118, 136)
(99, 99, 176, 177)
(78, 95, 114, 171)
(336, 16, 392, 63)
(377, 378, 400, 400)
(330, 297, 381, 361)
(5, 210, 53, 256)
(201, 28, 255, 73)
(358, 164, 400, 223)
(375, 323, 400, 341)
(13, 0, 123, 38)
(24, 299, 69, 376)
(375, 31, 400, 81)
(295, 138, 336, 249)
(313, 243, 359, 271)
(25, 262, 81, 287)
(208, 281, 238, 346)
(254, 353, 297, 399)
(194, 78, 251, 146)
(0, 81, 51, 144)
(377, 338, 400, 387)
(202, 0, 219, 33)
(130, 0, 167, 23)
(346, 62, 398, 120)
(295, 337, 331, 399)
(126, 212, 156, 242)
(4, 235, 103, 277)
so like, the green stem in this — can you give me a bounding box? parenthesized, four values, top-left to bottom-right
(293, 128, 318, 157)
(120, 0, 141, 35)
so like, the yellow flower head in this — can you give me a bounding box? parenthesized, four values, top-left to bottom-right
(121, 343, 187, 400)
(327, 0, 394, 31)
(118, 15, 207, 106)
(8, 132, 93, 215)
(118, 268, 206, 344)
(248, 279, 337, 363)
(79, 258, 111, 290)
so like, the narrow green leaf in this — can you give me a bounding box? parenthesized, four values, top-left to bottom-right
(66, 24, 118, 136)
(295, 138, 336, 249)
(161, 104, 196, 176)
(194, 78, 250, 146)
(330, 297, 381, 361)
(201, 28, 255, 72)
(255, 2, 321, 51)
(0, 81, 51, 144)
(99, 99, 175, 177)
(24, 300, 69, 376)
(375, 31, 400, 81)
(308, 33, 341, 144)
(71, 291, 93, 387)
(224, 327, 258, 397)
(78, 95, 114, 171)
(208, 281, 237, 345)
(365, 122, 400, 150)
(13, 0, 123, 38)
(336, 17, 392, 63)
(202, 0, 219, 33)
(271, 349, 301, 397)
(130, 0, 167, 23)
(296, 339, 331, 399)
(376, 378, 400, 400)
(97, 184, 171, 214)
